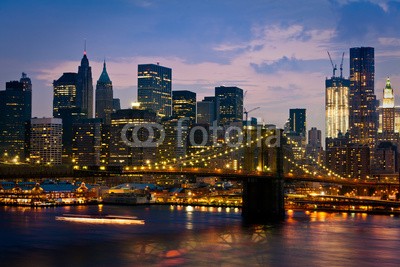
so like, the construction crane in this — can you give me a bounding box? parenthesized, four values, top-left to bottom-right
(327, 51, 337, 77)
(340, 52, 345, 78)
(244, 107, 260, 124)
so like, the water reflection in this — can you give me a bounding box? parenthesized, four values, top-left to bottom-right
(0, 206, 400, 266)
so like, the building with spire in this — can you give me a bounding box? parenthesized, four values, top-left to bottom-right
(375, 78, 400, 176)
(95, 61, 113, 125)
(379, 78, 395, 133)
(76, 47, 94, 118)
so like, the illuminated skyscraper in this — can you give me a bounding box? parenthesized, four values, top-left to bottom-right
(138, 63, 172, 118)
(289, 108, 306, 137)
(172, 90, 196, 125)
(325, 76, 350, 139)
(76, 49, 94, 118)
(53, 73, 85, 163)
(72, 118, 102, 166)
(215, 86, 243, 126)
(95, 61, 113, 125)
(0, 74, 32, 161)
(30, 118, 62, 165)
(380, 78, 395, 133)
(110, 108, 158, 166)
(306, 127, 323, 166)
(53, 73, 77, 117)
(197, 96, 216, 125)
(349, 47, 378, 149)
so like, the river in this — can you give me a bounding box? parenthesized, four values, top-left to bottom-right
(0, 205, 399, 266)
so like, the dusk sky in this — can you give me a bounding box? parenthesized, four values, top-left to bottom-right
(1, 0, 400, 136)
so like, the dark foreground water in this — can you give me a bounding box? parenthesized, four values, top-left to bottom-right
(1, 205, 400, 267)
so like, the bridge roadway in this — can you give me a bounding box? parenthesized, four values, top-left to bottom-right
(74, 167, 399, 187)
(0, 166, 397, 187)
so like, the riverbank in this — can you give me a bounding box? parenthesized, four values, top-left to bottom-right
(2, 201, 400, 217)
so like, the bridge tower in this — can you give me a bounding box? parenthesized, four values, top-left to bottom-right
(242, 129, 285, 223)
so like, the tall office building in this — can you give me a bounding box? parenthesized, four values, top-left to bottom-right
(289, 109, 306, 137)
(20, 72, 32, 92)
(72, 118, 102, 166)
(109, 108, 158, 166)
(215, 86, 243, 126)
(306, 127, 323, 165)
(197, 96, 216, 125)
(325, 76, 350, 139)
(76, 50, 94, 118)
(95, 61, 113, 125)
(30, 118, 62, 165)
(380, 78, 395, 133)
(53, 73, 78, 117)
(138, 63, 172, 118)
(349, 47, 378, 149)
(172, 90, 196, 125)
(0, 74, 32, 161)
(53, 72, 85, 163)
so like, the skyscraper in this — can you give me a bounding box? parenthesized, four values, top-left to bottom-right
(53, 72, 78, 117)
(72, 118, 102, 166)
(53, 72, 85, 163)
(172, 90, 196, 125)
(325, 76, 350, 139)
(76, 50, 94, 118)
(197, 96, 216, 125)
(0, 74, 32, 161)
(30, 118, 62, 165)
(289, 108, 306, 137)
(306, 127, 323, 166)
(109, 108, 158, 166)
(138, 63, 172, 118)
(349, 47, 377, 149)
(95, 61, 113, 125)
(381, 78, 395, 133)
(215, 86, 243, 126)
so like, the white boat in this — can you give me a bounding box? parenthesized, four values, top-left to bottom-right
(55, 214, 145, 225)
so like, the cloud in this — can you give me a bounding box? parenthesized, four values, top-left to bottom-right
(36, 23, 335, 127)
(335, 1, 400, 44)
(250, 57, 302, 74)
(378, 37, 400, 46)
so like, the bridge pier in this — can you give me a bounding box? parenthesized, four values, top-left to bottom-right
(242, 129, 285, 223)
(242, 176, 285, 223)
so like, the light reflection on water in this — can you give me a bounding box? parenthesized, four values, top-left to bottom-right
(1, 205, 400, 266)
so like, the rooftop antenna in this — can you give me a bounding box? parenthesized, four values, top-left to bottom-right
(84, 39, 87, 55)
(327, 51, 337, 77)
(340, 52, 345, 78)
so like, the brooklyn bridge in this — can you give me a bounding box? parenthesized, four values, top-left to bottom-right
(1, 131, 398, 222)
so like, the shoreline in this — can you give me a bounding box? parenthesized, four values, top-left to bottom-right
(1, 201, 400, 217)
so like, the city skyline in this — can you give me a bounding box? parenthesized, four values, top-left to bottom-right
(1, 1, 400, 137)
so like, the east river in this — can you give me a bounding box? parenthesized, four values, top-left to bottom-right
(1, 205, 400, 266)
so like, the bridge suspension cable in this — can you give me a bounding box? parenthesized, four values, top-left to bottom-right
(283, 134, 343, 179)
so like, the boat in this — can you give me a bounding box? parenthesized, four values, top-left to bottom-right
(55, 214, 145, 225)
(102, 193, 150, 205)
